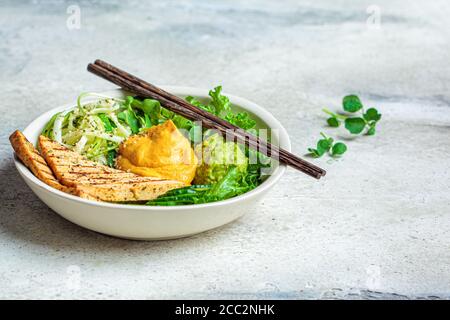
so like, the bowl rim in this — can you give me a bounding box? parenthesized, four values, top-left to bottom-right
(14, 86, 291, 211)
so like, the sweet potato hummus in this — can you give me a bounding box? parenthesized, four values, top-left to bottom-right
(116, 120, 197, 185)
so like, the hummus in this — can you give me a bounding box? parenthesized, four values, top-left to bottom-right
(116, 120, 197, 185)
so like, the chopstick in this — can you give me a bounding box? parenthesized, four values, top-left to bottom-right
(87, 60, 326, 179)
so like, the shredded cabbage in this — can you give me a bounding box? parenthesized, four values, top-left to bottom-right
(42, 93, 131, 165)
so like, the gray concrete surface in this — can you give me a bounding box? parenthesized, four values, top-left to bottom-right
(1, 0, 450, 299)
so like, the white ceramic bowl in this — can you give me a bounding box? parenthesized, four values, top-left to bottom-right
(14, 87, 291, 240)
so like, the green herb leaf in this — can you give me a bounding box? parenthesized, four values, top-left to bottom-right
(209, 86, 231, 116)
(172, 115, 192, 130)
(331, 142, 347, 156)
(118, 109, 139, 134)
(206, 166, 244, 200)
(224, 112, 257, 130)
(146, 185, 213, 206)
(317, 138, 332, 153)
(366, 121, 377, 135)
(106, 149, 116, 167)
(143, 113, 152, 128)
(343, 95, 363, 113)
(136, 113, 152, 130)
(98, 114, 113, 132)
(345, 117, 366, 134)
(363, 108, 382, 122)
(141, 99, 162, 125)
(308, 133, 333, 157)
(308, 148, 323, 158)
(327, 117, 340, 127)
(186, 96, 215, 114)
(320, 132, 334, 143)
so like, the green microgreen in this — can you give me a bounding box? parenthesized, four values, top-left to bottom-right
(345, 117, 366, 134)
(309, 94, 381, 159)
(323, 95, 381, 135)
(331, 142, 347, 156)
(342, 95, 363, 112)
(308, 132, 347, 158)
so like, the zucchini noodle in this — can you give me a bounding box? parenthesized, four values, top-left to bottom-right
(42, 93, 132, 165)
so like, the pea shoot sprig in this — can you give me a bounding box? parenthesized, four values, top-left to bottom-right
(323, 95, 382, 135)
(308, 95, 381, 158)
(308, 132, 347, 158)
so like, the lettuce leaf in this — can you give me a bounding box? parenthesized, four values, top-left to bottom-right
(224, 112, 256, 130)
(186, 86, 256, 131)
(185, 96, 215, 114)
(209, 86, 231, 115)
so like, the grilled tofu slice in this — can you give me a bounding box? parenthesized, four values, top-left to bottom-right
(38, 135, 184, 202)
(9, 130, 78, 195)
(75, 182, 183, 203)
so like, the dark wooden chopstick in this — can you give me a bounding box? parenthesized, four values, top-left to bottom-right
(87, 61, 326, 179)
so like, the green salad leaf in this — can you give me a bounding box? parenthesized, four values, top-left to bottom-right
(205, 166, 242, 199)
(146, 185, 213, 206)
(118, 109, 139, 134)
(224, 112, 257, 130)
(147, 165, 261, 206)
(98, 114, 113, 132)
(185, 96, 215, 114)
(106, 149, 117, 167)
(186, 86, 256, 131)
(133, 98, 162, 125)
(209, 86, 231, 115)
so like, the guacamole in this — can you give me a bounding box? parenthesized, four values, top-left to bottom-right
(193, 134, 248, 185)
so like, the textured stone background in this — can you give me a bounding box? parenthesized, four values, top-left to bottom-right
(0, 0, 449, 299)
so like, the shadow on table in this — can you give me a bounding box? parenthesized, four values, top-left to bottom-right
(0, 159, 237, 254)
